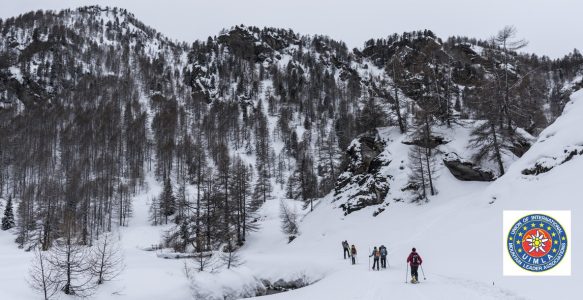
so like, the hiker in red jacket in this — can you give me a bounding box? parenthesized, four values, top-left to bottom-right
(406, 247, 423, 283)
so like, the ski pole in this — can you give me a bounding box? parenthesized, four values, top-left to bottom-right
(420, 265, 426, 280)
(405, 264, 408, 283)
(368, 247, 371, 271)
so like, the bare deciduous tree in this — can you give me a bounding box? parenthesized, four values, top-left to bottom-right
(89, 233, 124, 285)
(220, 242, 243, 270)
(28, 249, 59, 300)
(407, 145, 437, 202)
(280, 200, 299, 241)
(48, 236, 95, 296)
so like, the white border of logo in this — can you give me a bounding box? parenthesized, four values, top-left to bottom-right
(503, 210, 571, 276)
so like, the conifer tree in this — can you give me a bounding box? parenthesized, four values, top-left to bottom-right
(160, 178, 176, 224)
(1, 196, 15, 230)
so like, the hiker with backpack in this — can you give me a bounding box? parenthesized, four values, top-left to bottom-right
(379, 245, 388, 269)
(351, 245, 357, 265)
(406, 247, 423, 283)
(342, 240, 350, 259)
(369, 246, 380, 271)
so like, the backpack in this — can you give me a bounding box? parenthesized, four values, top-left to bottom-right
(380, 248, 387, 256)
(412, 253, 420, 265)
(374, 250, 380, 257)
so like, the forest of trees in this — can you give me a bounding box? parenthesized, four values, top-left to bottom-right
(0, 8, 582, 299)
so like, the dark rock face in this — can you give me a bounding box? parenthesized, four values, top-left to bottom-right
(0, 74, 50, 109)
(510, 138, 532, 158)
(217, 26, 298, 63)
(401, 135, 449, 148)
(443, 152, 495, 181)
(335, 133, 391, 215)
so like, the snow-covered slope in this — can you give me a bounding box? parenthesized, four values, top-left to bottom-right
(145, 88, 580, 299)
(2, 89, 581, 299)
(242, 90, 583, 299)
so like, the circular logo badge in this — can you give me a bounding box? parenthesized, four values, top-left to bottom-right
(507, 214, 568, 272)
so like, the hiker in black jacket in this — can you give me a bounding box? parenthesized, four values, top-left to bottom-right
(379, 245, 388, 268)
(342, 240, 350, 259)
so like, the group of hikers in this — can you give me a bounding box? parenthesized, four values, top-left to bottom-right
(369, 245, 389, 270)
(341, 241, 424, 283)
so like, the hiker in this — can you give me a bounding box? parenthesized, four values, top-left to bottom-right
(379, 245, 388, 268)
(351, 245, 357, 265)
(342, 240, 350, 259)
(369, 246, 380, 271)
(406, 247, 423, 283)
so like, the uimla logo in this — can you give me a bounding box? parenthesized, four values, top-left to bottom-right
(503, 211, 571, 276)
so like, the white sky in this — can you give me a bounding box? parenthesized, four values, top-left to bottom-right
(1, 0, 581, 58)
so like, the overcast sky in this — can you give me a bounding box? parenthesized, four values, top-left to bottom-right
(1, 0, 581, 58)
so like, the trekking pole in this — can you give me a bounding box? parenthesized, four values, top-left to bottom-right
(405, 264, 408, 283)
(368, 247, 371, 271)
(420, 265, 426, 280)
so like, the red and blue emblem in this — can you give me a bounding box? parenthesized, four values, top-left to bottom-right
(507, 214, 568, 272)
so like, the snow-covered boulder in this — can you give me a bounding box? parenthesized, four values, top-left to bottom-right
(443, 152, 496, 181)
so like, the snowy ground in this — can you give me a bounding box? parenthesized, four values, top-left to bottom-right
(1, 91, 582, 299)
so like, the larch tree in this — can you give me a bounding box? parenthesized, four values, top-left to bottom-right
(89, 233, 124, 285)
(492, 25, 528, 132)
(28, 249, 59, 300)
(279, 200, 299, 242)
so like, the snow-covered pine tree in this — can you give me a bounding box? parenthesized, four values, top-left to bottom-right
(1, 196, 15, 230)
(160, 177, 176, 224)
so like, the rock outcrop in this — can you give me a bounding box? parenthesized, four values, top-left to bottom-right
(335, 133, 391, 215)
(401, 135, 450, 148)
(443, 152, 496, 181)
(522, 145, 583, 175)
